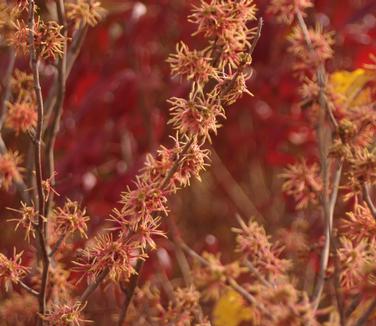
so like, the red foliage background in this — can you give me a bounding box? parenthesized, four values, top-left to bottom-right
(0, 0, 375, 323)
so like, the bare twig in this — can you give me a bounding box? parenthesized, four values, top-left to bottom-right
(43, 25, 88, 130)
(116, 260, 144, 326)
(211, 149, 264, 223)
(28, 2, 50, 322)
(48, 233, 65, 257)
(43, 0, 68, 221)
(294, 10, 342, 311)
(0, 49, 16, 129)
(180, 241, 269, 314)
(362, 183, 376, 219)
(353, 298, 376, 326)
(79, 267, 110, 303)
(19, 280, 40, 296)
(243, 258, 272, 288)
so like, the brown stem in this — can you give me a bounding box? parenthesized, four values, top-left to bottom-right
(43, 0, 67, 221)
(294, 9, 342, 311)
(353, 298, 376, 326)
(28, 2, 49, 322)
(19, 280, 40, 296)
(0, 49, 16, 129)
(43, 25, 88, 132)
(79, 267, 110, 303)
(363, 184, 376, 219)
(48, 233, 65, 257)
(117, 259, 144, 326)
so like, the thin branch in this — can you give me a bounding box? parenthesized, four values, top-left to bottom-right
(295, 10, 338, 131)
(249, 18, 263, 56)
(210, 149, 264, 223)
(168, 215, 193, 286)
(79, 267, 109, 303)
(362, 183, 376, 219)
(43, 0, 68, 221)
(116, 260, 144, 326)
(243, 258, 272, 288)
(180, 241, 269, 314)
(48, 233, 65, 257)
(353, 298, 376, 326)
(345, 294, 362, 318)
(81, 16, 264, 318)
(28, 2, 49, 322)
(294, 9, 342, 311)
(0, 49, 16, 129)
(43, 25, 88, 128)
(19, 280, 40, 296)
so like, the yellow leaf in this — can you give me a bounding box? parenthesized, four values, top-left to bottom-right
(213, 289, 253, 326)
(330, 69, 373, 107)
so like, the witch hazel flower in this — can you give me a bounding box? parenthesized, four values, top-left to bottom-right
(52, 199, 90, 239)
(7, 202, 38, 242)
(0, 249, 28, 291)
(280, 159, 322, 209)
(167, 42, 218, 91)
(0, 151, 24, 191)
(268, 0, 313, 24)
(168, 95, 225, 142)
(5, 100, 37, 135)
(288, 24, 334, 76)
(74, 233, 147, 283)
(41, 301, 90, 326)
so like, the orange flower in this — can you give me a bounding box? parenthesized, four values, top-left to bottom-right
(268, 0, 313, 24)
(167, 42, 218, 89)
(348, 148, 376, 184)
(9, 17, 64, 59)
(6, 101, 37, 134)
(232, 217, 290, 277)
(337, 237, 371, 290)
(53, 199, 90, 239)
(66, 0, 106, 28)
(288, 25, 334, 75)
(42, 302, 90, 326)
(10, 69, 34, 101)
(0, 249, 28, 291)
(280, 160, 322, 209)
(74, 233, 146, 283)
(341, 204, 376, 243)
(7, 202, 38, 242)
(0, 151, 23, 190)
(168, 96, 225, 142)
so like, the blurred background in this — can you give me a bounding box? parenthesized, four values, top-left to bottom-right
(0, 0, 375, 323)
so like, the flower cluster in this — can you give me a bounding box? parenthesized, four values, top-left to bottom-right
(189, 0, 257, 69)
(248, 283, 318, 325)
(232, 217, 290, 277)
(168, 96, 225, 142)
(0, 292, 38, 325)
(52, 199, 89, 239)
(341, 203, 376, 243)
(10, 17, 65, 59)
(5, 101, 37, 134)
(268, 0, 313, 24)
(66, 0, 105, 28)
(0, 250, 28, 291)
(288, 25, 334, 77)
(74, 233, 146, 283)
(0, 151, 23, 190)
(280, 160, 322, 209)
(41, 302, 89, 326)
(7, 202, 38, 242)
(167, 42, 218, 89)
